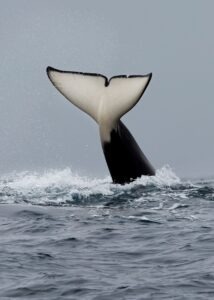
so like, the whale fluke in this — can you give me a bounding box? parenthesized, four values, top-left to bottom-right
(46, 66, 155, 184)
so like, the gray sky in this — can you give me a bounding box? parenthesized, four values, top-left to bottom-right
(0, 0, 213, 178)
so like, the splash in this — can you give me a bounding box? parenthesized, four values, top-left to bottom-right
(118, 165, 181, 189)
(0, 166, 213, 206)
(1, 168, 111, 195)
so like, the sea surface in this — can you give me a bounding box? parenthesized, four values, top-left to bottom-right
(0, 166, 214, 300)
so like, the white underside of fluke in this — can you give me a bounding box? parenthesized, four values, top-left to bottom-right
(47, 67, 151, 141)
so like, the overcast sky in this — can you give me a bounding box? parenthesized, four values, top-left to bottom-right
(0, 0, 213, 178)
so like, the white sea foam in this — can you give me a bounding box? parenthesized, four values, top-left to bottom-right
(0, 168, 112, 197)
(0, 167, 213, 225)
(0, 165, 180, 195)
(0, 165, 185, 207)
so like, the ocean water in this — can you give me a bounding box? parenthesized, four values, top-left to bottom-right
(0, 166, 214, 300)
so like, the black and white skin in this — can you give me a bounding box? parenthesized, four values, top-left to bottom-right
(46, 66, 155, 184)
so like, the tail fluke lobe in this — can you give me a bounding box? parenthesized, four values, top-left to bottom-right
(47, 67, 107, 122)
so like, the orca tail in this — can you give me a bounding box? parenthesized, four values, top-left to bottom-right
(46, 66, 155, 183)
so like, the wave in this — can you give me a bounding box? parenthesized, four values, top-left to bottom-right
(0, 166, 213, 207)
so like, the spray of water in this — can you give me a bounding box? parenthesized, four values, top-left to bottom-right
(0, 166, 213, 206)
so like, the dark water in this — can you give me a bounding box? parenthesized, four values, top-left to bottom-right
(0, 167, 214, 300)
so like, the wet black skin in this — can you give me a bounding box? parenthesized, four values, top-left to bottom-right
(102, 120, 155, 184)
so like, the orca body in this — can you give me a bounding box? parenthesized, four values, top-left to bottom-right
(46, 66, 155, 184)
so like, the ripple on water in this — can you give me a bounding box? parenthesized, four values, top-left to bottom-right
(0, 167, 214, 299)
